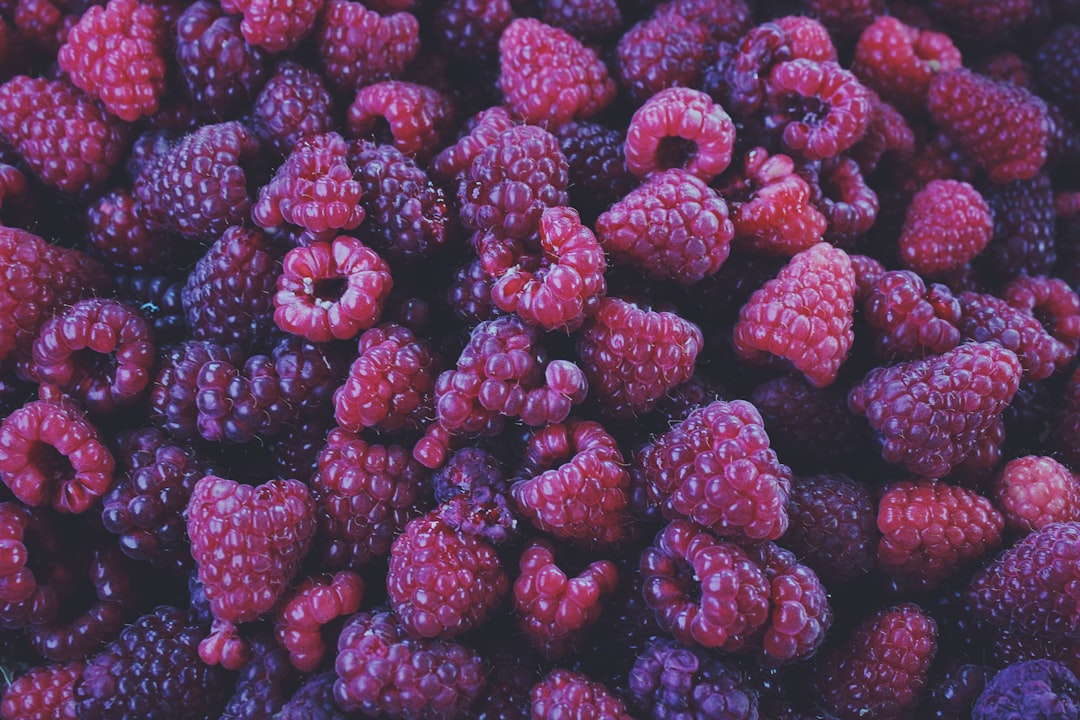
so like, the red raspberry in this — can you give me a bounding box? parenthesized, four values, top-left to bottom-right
(957, 291, 1071, 382)
(311, 429, 428, 570)
(188, 476, 315, 668)
(765, 59, 872, 161)
(595, 169, 733, 285)
(628, 639, 758, 720)
(624, 86, 735, 181)
(273, 236, 393, 343)
(899, 180, 993, 278)
(220, 0, 322, 53)
(541, 0, 620, 40)
(615, 13, 710, 102)
(386, 514, 509, 639)
(848, 342, 1022, 478)
(133, 121, 258, 240)
(644, 399, 792, 541)
(0, 400, 114, 514)
(1003, 275, 1080, 357)
(531, 669, 633, 720)
(928, 68, 1050, 183)
(491, 206, 607, 332)
(274, 571, 363, 672)
(734, 243, 856, 388)
(994, 456, 1080, 534)
(816, 604, 938, 720)
(253, 132, 365, 242)
(84, 189, 169, 271)
(782, 474, 878, 586)
(928, 0, 1033, 42)
(432, 0, 513, 60)
(773, 15, 839, 62)
(718, 147, 826, 258)
(576, 297, 703, 420)
(0, 661, 82, 720)
(316, 0, 419, 95)
(0, 76, 128, 195)
(430, 105, 514, 183)
(876, 479, 1003, 593)
(967, 521, 1080, 641)
(641, 520, 771, 651)
(511, 419, 631, 547)
(57, 0, 167, 122)
(497, 17, 615, 129)
(973, 660, 1080, 720)
(333, 610, 485, 719)
(333, 323, 439, 434)
(250, 60, 334, 155)
(801, 156, 879, 246)
(512, 538, 618, 660)
(863, 270, 962, 360)
(346, 81, 454, 163)
(30, 299, 154, 415)
(851, 16, 962, 114)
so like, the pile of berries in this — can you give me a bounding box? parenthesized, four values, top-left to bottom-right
(1, 0, 1080, 718)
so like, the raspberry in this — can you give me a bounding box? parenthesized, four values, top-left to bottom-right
(432, 0, 513, 60)
(274, 571, 364, 672)
(75, 606, 228, 720)
(1003, 275, 1080, 355)
(250, 61, 334, 155)
(803, 0, 883, 41)
(928, 0, 1033, 42)
(849, 253, 886, 303)
(764, 59, 872, 162)
(576, 297, 703, 420)
(556, 121, 637, 219)
(615, 13, 710, 103)
(316, 0, 418, 95)
(641, 520, 771, 650)
(772, 15, 840, 63)
(458, 123, 569, 256)
(512, 538, 618, 660)
(541, 0, 620, 40)
(220, 0, 322, 53)
(497, 18, 615, 129)
(188, 476, 315, 668)
(967, 521, 1080, 639)
(12, 0, 73, 57)
(1036, 26, 1080, 120)
(876, 479, 1003, 593)
(84, 189, 169, 271)
(253, 132, 365, 241)
(863, 270, 962, 360)
(973, 660, 1080, 720)
(958, 291, 1071, 381)
(624, 86, 735, 181)
(1, 661, 82, 720)
(182, 227, 279, 351)
(816, 604, 937, 720)
(333, 609, 485, 719)
(512, 419, 631, 547)
(898, 180, 993, 278)
(531, 669, 633, 720)
(628, 638, 758, 720)
(491, 206, 607, 332)
(57, 0, 167, 122)
(175, 1, 269, 122)
(133, 121, 259, 240)
(219, 633, 296, 720)
(718, 147, 826, 258)
(928, 68, 1050, 183)
(595, 168, 733, 285)
(430, 105, 514, 184)
(387, 513, 508, 639)
(346, 81, 453, 163)
(848, 342, 1022, 478)
(656, 0, 752, 43)
(849, 91, 915, 174)
(644, 399, 792, 541)
(0, 400, 114, 514)
(430, 447, 516, 545)
(782, 474, 877, 587)
(803, 156, 879, 245)
(446, 260, 496, 324)
(349, 140, 449, 262)
(277, 672, 348, 720)
(273, 236, 393, 343)
(734, 243, 856, 388)
(977, 174, 1057, 283)
(0, 76, 128, 195)
(994, 456, 1080, 534)
(333, 323, 439, 434)
(851, 16, 962, 114)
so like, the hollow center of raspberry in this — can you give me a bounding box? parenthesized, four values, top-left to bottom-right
(783, 95, 829, 125)
(72, 348, 118, 384)
(655, 137, 698, 171)
(311, 276, 347, 303)
(370, 117, 394, 147)
(27, 443, 76, 491)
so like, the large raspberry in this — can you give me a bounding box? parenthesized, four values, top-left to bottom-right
(624, 86, 735, 181)
(497, 17, 615, 129)
(530, 669, 633, 720)
(316, 0, 419, 95)
(848, 342, 1022, 478)
(993, 456, 1080, 534)
(898, 180, 993, 278)
(644, 399, 792, 541)
(220, 0, 322, 53)
(733, 243, 856, 388)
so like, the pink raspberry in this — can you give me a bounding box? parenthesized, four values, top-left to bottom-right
(531, 669, 633, 720)
(802, 155, 879, 245)
(346, 81, 454, 163)
(497, 17, 615, 129)
(734, 243, 856, 388)
(625, 87, 735, 181)
(957, 291, 1072, 381)
(899, 180, 993, 278)
(863, 270, 962, 360)
(773, 15, 839, 62)
(0, 661, 82, 720)
(274, 571, 363, 672)
(1003, 275, 1080, 357)
(491, 206, 607, 332)
(220, 0, 322, 53)
(250, 60, 335, 155)
(595, 168, 734, 285)
(57, 0, 168, 122)
(430, 105, 514, 183)
(993, 456, 1080, 534)
(315, 0, 419, 95)
(644, 399, 792, 541)
(615, 13, 710, 102)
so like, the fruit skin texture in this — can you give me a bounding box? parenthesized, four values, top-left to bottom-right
(898, 180, 993, 278)
(0, 661, 82, 720)
(530, 669, 634, 720)
(863, 270, 962, 360)
(993, 456, 1080, 533)
(848, 342, 1022, 478)
(624, 86, 735, 182)
(733, 242, 856, 389)
(628, 638, 758, 720)
(972, 659, 1080, 720)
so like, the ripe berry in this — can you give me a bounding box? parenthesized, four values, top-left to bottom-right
(624, 87, 735, 181)
(899, 180, 993, 278)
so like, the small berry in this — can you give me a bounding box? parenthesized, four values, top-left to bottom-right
(615, 13, 710, 102)
(530, 669, 633, 720)
(994, 456, 1080, 534)
(899, 180, 993, 278)
(316, 0, 419, 95)
(346, 81, 454, 163)
(220, 0, 322, 53)
(274, 571, 364, 672)
(863, 270, 962, 360)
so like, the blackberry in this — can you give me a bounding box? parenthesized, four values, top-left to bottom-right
(220, 634, 296, 720)
(276, 672, 350, 720)
(557, 121, 637, 220)
(976, 174, 1057, 285)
